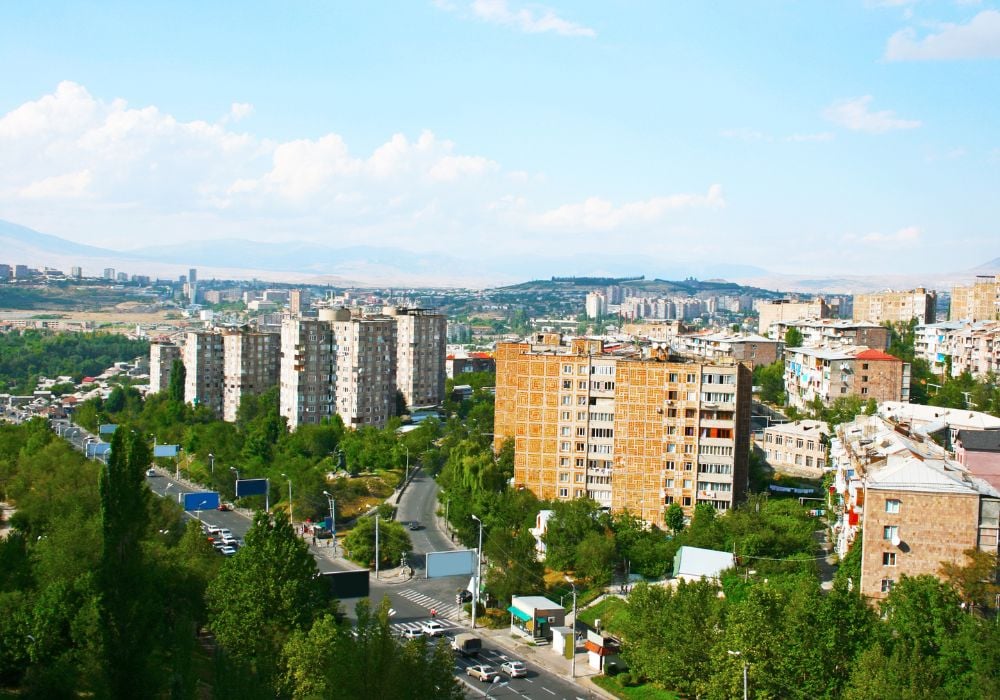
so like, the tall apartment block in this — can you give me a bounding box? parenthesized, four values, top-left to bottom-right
(149, 342, 182, 394)
(222, 330, 280, 422)
(386, 306, 446, 408)
(333, 313, 397, 428)
(494, 336, 752, 527)
(279, 316, 337, 430)
(951, 275, 1000, 322)
(853, 288, 937, 325)
(183, 331, 225, 417)
(756, 298, 831, 334)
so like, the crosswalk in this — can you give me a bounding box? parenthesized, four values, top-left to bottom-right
(397, 588, 467, 621)
(390, 617, 463, 636)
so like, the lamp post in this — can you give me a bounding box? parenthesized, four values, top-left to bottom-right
(728, 650, 748, 700)
(375, 514, 380, 580)
(565, 576, 578, 679)
(230, 467, 240, 501)
(208, 452, 214, 476)
(323, 490, 336, 553)
(471, 514, 483, 629)
(404, 444, 410, 484)
(282, 473, 293, 525)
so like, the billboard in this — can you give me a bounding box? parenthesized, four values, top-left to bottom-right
(321, 570, 370, 599)
(426, 549, 476, 579)
(87, 441, 112, 458)
(153, 444, 179, 458)
(182, 491, 220, 511)
(235, 478, 268, 497)
(99, 424, 118, 435)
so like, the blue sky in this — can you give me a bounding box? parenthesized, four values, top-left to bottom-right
(1, 0, 998, 278)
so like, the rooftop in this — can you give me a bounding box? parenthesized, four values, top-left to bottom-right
(957, 429, 1000, 453)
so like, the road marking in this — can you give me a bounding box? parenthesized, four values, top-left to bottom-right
(541, 687, 556, 695)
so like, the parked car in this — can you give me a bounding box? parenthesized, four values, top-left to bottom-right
(216, 502, 232, 511)
(421, 620, 446, 637)
(400, 627, 424, 640)
(466, 665, 499, 682)
(219, 546, 237, 556)
(500, 660, 527, 678)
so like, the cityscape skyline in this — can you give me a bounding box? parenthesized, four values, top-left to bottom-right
(1, 2, 998, 278)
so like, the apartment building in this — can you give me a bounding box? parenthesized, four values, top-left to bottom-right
(279, 315, 337, 430)
(622, 320, 687, 342)
(670, 331, 781, 369)
(446, 351, 495, 379)
(149, 342, 181, 394)
(387, 306, 446, 408)
(951, 274, 1000, 322)
(494, 336, 752, 527)
(783, 346, 909, 410)
(183, 331, 225, 417)
(768, 319, 890, 351)
(222, 330, 280, 422)
(756, 298, 831, 334)
(585, 291, 607, 319)
(830, 415, 999, 603)
(914, 321, 965, 375)
(853, 288, 937, 325)
(333, 313, 397, 428)
(955, 430, 1000, 492)
(914, 320, 1000, 379)
(759, 420, 830, 475)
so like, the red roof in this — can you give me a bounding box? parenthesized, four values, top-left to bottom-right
(854, 349, 900, 362)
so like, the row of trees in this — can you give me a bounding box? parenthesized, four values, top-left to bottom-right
(0, 418, 462, 698)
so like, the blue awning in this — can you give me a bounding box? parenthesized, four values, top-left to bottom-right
(507, 606, 531, 622)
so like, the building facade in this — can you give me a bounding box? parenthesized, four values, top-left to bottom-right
(670, 332, 781, 369)
(759, 420, 830, 475)
(951, 275, 1000, 322)
(279, 316, 337, 430)
(333, 314, 397, 428)
(494, 337, 751, 527)
(183, 331, 225, 417)
(853, 288, 937, 325)
(783, 346, 909, 409)
(149, 342, 181, 395)
(387, 307, 446, 408)
(756, 298, 830, 334)
(222, 330, 280, 422)
(768, 319, 890, 351)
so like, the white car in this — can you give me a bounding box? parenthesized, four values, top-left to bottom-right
(219, 546, 237, 556)
(466, 665, 499, 682)
(421, 620, 446, 637)
(501, 660, 528, 678)
(400, 627, 425, 640)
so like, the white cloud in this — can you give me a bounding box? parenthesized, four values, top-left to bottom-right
(458, 0, 596, 37)
(229, 102, 254, 122)
(536, 185, 725, 231)
(886, 10, 1000, 60)
(823, 96, 921, 133)
(17, 170, 92, 199)
(849, 226, 922, 244)
(786, 132, 835, 143)
(427, 154, 499, 182)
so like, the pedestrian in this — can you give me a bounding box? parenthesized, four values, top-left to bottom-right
(312, 536, 316, 546)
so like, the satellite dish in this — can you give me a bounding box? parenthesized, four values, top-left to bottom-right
(891, 533, 901, 547)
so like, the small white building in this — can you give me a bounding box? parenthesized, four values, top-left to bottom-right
(672, 546, 735, 583)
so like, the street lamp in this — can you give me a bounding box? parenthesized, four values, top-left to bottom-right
(565, 576, 578, 679)
(375, 513, 381, 580)
(208, 452, 214, 476)
(323, 490, 337, 553)
(281, 473, 293, 525)
(728, 650, 748, 700)
(404, 444, 410, 484)
(471, 514, 483, 629)
(230, 467, 240, 500)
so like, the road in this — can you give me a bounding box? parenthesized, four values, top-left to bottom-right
(52, 420, 596, 699)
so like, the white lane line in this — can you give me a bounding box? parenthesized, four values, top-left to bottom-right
(541, 687, 556, 695)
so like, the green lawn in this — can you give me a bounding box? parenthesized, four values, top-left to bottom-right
(578, 596, 627, 635)
(593, 675, 680, 700)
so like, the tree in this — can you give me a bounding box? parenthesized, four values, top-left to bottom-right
(575, 531, 617, 586)
(752, 360, 786, 405)
(542, 498, 606, 571)
(207, 511, 330, 694)
(168, 358, 185, 402)
(939, 548, 1000, 610)
(97, 427, 158, 697)
(665, 503, 685, 535)
(343, 516, 412, 569)
(784, 327, 804, 348)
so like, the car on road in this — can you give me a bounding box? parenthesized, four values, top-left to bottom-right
(421, 620, 446, 637)
(500, 660, 528, 678)
(407, 521, 421, 531)
(145, 468, 157, 477)
(216, 502, 233, 511)
(466, 665, 499, 682)
(400, 628, 425, 640)
(219, 546, 237, 556)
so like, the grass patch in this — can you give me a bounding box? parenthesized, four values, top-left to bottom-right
(579, 597, 627, 635)
(593, 675, 680, 700)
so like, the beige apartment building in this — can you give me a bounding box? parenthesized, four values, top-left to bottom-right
(951, 274, 1000, 322)
(671, 331, 781, 369)
(386, 306, 446, 408)
(222, 330, 280, 422)
(784, 346, 909, 410)
(853, 288, 937, 325)
(622, 320, 687, 342)
(149, 342, 181, 394)
(759, 420, 830, 475)
(769, 318, 890, 350)
(494, 336, 752, 527)
(756, 298, 831, 335)
(183, 331, 225, 417)
(279, 316, 337, 430)
(333, 313, 397, 428)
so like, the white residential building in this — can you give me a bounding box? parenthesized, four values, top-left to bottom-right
(386, 306, 446, 408)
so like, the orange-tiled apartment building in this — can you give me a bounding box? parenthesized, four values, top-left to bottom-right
(494, 335, 752, 527)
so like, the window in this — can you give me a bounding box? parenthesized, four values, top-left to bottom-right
(684, 462, 693, 471)
(861, 375, 869, 382)
(686, 373, 696, 383)
(665, 478, 674, 488)
(667, 408, 678, 417)
(668, 373, 678, 382)
(558, 473, 569, 482)
(559, 457, 569, 466)
(561, 396, 571, 405)
(563, 364, 573, 374)
(575, 473, 585, 483)
(796, 438, 804, 448)
(882, 552, 896, 566)
(560, 426, 571, 436)
(883, 525, 899, 541)
(862, 363, 870, 370)
(861, 387, 869, 395)
(560, 442, 570, 452)
(665, 461, 676, 470)
(683, 496, 692, 506)
(559, 488, 569, 497)
(561, 411, 570, 420)
(885, 499, 900, 514)
(683, 479, 692, 489)
(880, 578, 894, 593)
(562, 380, 572, 389)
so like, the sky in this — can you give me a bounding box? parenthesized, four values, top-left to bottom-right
(0, 0, 998, 277)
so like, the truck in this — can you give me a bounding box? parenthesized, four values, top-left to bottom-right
(451, 633, 482, 657)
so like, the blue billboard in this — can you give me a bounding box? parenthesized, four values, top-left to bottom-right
(99, 424, 118, 435)
(426, 549, 477, 579)
(182, 491, 220, 511)
(86, 441, 112, 458)
(235, 478, 268, 497)
(153, 444, 179, 458)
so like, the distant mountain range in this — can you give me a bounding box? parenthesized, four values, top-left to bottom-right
(0, 218, 996, 292)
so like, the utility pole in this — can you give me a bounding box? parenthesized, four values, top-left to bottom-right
(375, 514, 380, 580)
(565, 576, 578, 678)
(471, 514, 482, 629)
(282, 473, 293, 525)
